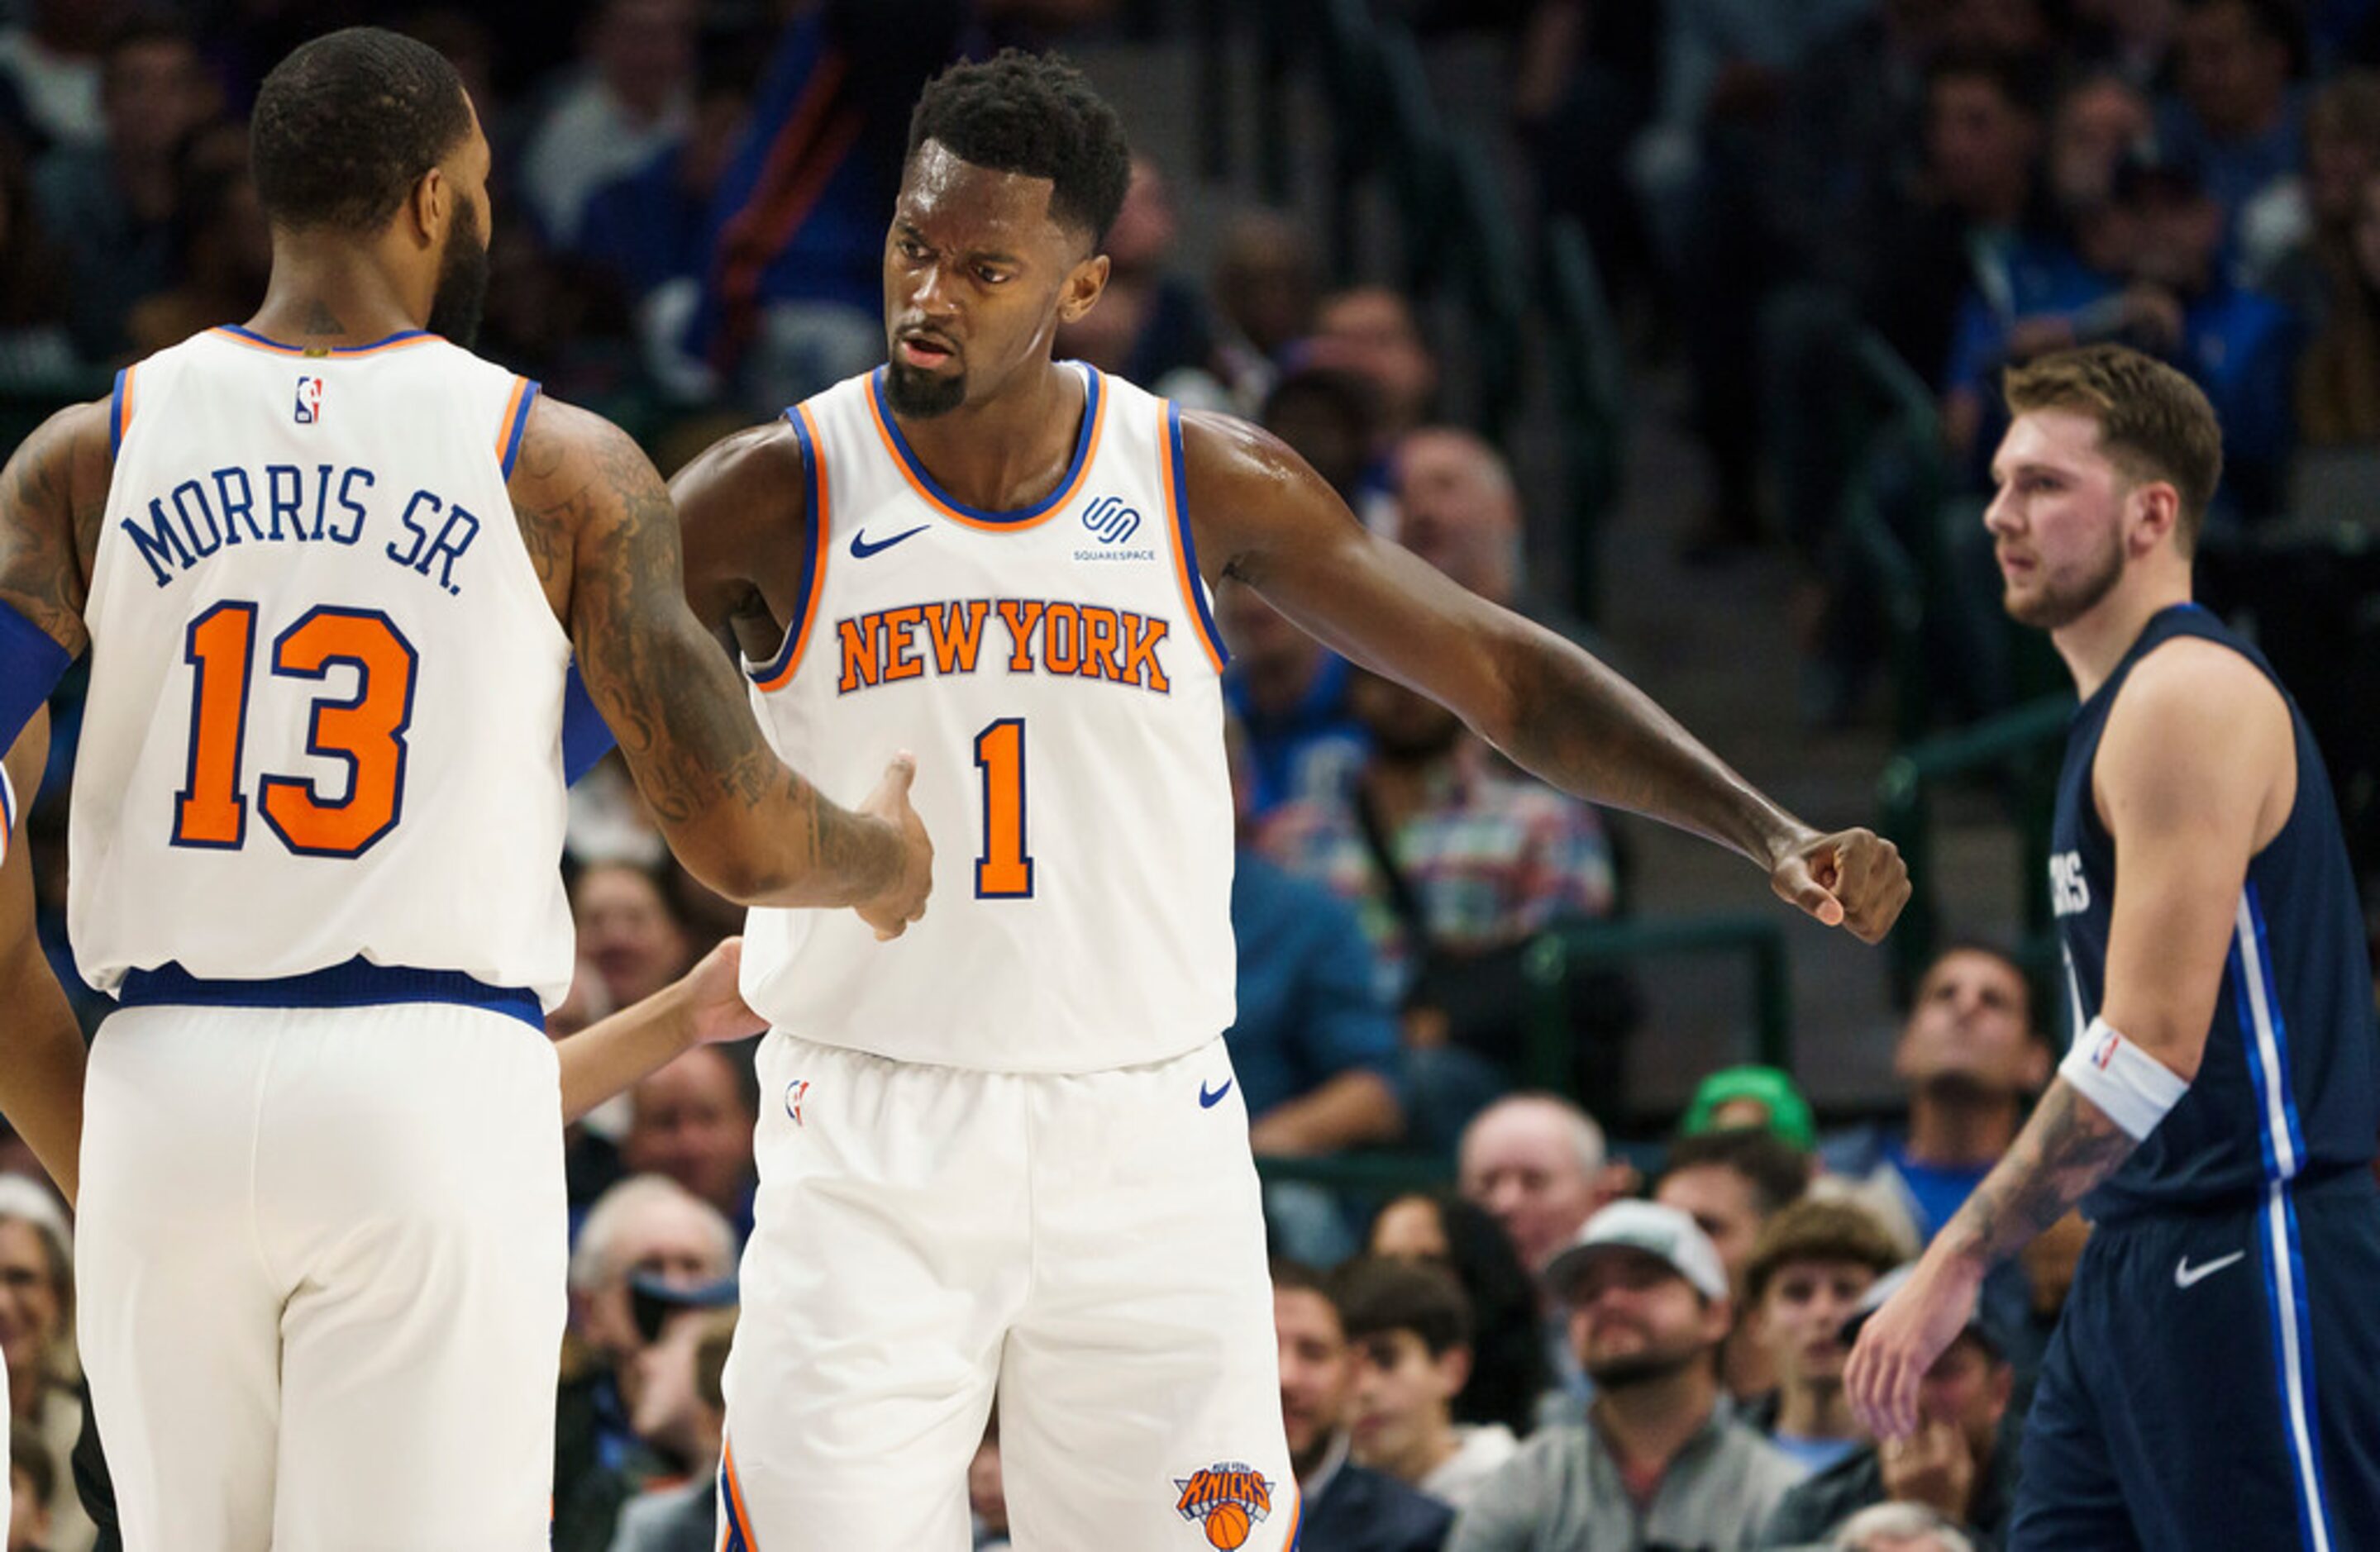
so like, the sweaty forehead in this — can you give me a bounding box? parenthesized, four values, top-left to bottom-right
(899, 140, 1066, 248)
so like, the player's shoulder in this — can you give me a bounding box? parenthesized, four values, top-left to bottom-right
(670, 417, 810, 540)
(1177, 406, 1300, 486)
(2101, 632, 2291, 796)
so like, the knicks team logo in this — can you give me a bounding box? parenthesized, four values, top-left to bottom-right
(1081, 493, 1141, 545)
(293, 375, 323, 424)
(1174, 1462, 1274, 1549)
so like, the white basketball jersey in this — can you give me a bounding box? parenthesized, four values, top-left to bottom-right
(70, 326, 575, 1006)
(739, 364, 1238, 1072)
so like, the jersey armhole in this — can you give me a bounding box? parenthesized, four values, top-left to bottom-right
(1161, 400, 1228, 673)
(495, 377, 541, 479)
(108, 364, 136, 461)
(748, 403, 830, 693)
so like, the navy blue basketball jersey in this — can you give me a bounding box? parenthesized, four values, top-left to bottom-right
(2051, 602, 2379, 1221)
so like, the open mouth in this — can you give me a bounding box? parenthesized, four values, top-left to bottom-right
(897, 333, 957, 369)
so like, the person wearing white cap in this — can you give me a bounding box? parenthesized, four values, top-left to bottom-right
(1448, 1201, 1802, 1551)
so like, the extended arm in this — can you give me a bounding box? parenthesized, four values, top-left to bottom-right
(0, 711, 87, 1202)
(509, 398, 925, 923)
(1189, 415, 1909, 940)
(554, 937, 766, 1123)
(1847, 640, 2284, 1435)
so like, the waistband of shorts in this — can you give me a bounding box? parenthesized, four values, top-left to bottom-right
(117, 957, 543, 1031)
(2089, 1162, 2377, 1228)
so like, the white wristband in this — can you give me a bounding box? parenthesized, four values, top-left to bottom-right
(2060, 1016, 2189, 1140)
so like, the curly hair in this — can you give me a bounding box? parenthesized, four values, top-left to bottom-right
(251, 26, 474, 233)
(906, 49, 1131, 245)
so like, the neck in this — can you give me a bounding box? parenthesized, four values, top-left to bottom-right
(248, 243, 428, 350)
(1908, 1084, 2025, 1164)
(2053, 565, 2192, 700)
(1776, 1378, 1860, 1440)
(1380, 1414, 1462, 1486)
(1591, 1364, 1716, 1474)
(893, 358, 1084, 513)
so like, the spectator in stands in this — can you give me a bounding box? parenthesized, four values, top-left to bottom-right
(1824, 1501, 1978, 1552)
(1217, 582, 1368, 821)
(2297, 160, 2380, 445)
(622, 1046, 757, 1244)
(8, 1421, 50, 1552)
(608, 1299, 736, 1552)
(1653, 1126, 1814, 1402)
(1457, 1094, 1632, 1412)
(1449, 1202, 1801, 1550)
(35, 17, 217, 363)
(2158, 0, 2307, 240)
(1055, 154, 1217, 397)
(1263, 364, 1379, 507)
(1368, 1191, 1549, 1441)
(575, 51, 756, 313)
(0, 1180, 87, 1552)
(2046, 70, 2154, 218)
(572, 860, 694, 1012)
(126, 130, 271, 355)
(0, 139, 79, 393)
(1260, 670, 1617, 1109)
(2241, 69, 2380, 320)
(1207, 209, 1322, 408)
(1761, 1266, 2023, 1549)
(1740, 1200, 1901, 1474)
(556, 1177, 736, 1552)
(0, 0, 119, 150)
(1337, 1256, 1519, 1512)
(1390, 426, 1597, 647)
(1822, 945, 2047, 1245)
(1305, 285, 1440, 526)
(968, 1409, 1011, 1551)
(519, 0, 694, 247)
(1274, 1260, 1456, 1552)
(1676, 1064, 1820, 1152)
(2077, 0, 2179, 85)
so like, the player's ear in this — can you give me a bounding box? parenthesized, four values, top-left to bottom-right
(2129, 479, 2181, 556)
(407, 164, 448, 251)
(1056, 252, 1110, 325)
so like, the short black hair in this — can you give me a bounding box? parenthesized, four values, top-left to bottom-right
(906, 49, 1130, 246)
(1333, 1256, 1474, 1359)
(251, 26, 474, 233)
(1656, 1129, 1812, 1217)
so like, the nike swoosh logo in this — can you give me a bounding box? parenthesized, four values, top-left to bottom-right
(849, 524, 929, 559)
(1199, 1079, 1233, 1109)
(2175, 1250, 2247, 1288)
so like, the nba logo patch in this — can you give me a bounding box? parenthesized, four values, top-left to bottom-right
(784, 1078, 810, 1126)
(1173, 1461, 1274, 1549)
(294, 375, 323, 424)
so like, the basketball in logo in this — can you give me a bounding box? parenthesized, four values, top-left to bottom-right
(1204, 1501, 1251, 1549)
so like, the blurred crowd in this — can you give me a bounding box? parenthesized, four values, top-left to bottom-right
(8, 0, 2378, 1550)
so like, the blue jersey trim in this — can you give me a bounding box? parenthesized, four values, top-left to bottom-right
(217, 325, 434, 355)
(746, 404, 823, 687)
(867, 362, 1100, 526)
(2258, 1188, 2339, 1552)
(117, 957, 541, 1031)
(2283, 1193, 2338, 1546)
(499, 378, 541, 479)
(1166, 400, 1230, 669)
(108, 365, 131, 459)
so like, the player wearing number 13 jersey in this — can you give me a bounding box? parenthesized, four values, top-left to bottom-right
(0, 29, 930, 1552)
(674, 52, 1912, 1552)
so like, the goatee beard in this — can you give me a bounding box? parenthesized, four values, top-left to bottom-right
(885, 359, 966, 417)
(428, 201, 489, 349)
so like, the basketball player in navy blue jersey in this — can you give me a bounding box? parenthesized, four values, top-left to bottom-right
(1847, 345, 2380, 1550)
(668, 50, 1912, 1552)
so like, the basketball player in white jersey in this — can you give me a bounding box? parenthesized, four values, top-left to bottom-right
(0, 29, 932, 1550)
(662, 51, 1913, 1552)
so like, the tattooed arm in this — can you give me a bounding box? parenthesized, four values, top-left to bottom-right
(0, 402, 111, 755)
(1846, 640, 2290, 1436)
(1184, 413, 1910, 940)
(509, 397, 929, 926)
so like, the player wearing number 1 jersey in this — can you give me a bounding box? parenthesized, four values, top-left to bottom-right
(0, 29, 930, 1552)
(670, 52, 1911, 1552)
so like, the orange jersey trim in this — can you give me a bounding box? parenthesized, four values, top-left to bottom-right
(1161, 401, 1228, 674)
(752, 402, 831, 693)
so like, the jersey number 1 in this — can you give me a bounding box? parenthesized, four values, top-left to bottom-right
(973, 717, 1033, 897)
(172, 601, 417, 859)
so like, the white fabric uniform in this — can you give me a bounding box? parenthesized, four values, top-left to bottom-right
(722, 365, 1297, 1552)
(72, 326, 572, 1550)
